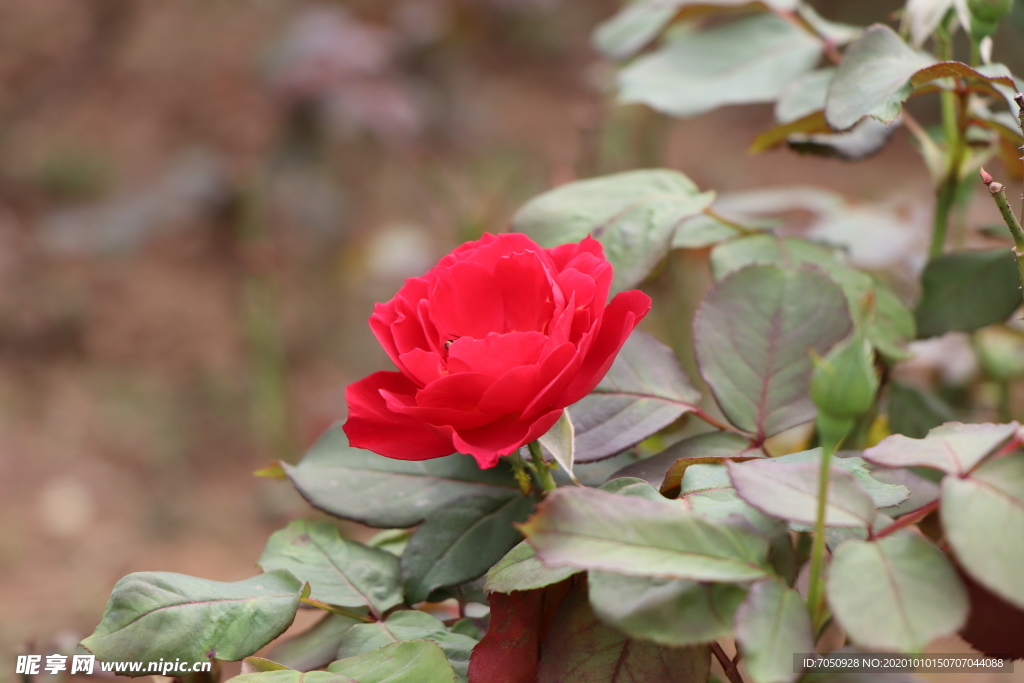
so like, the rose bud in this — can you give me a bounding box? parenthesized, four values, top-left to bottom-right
(810, 334, 879, 420)
(343, 233, 651, 468)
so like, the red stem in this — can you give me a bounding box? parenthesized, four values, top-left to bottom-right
(711, 642, 745, 683)
(871, 499, 940, 540)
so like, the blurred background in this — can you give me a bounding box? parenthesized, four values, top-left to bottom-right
(3, 1, 1024, 681)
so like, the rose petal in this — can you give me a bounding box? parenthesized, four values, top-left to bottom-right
(448, 408, 564, 469)
(344, 371, 455, 460)
(429, 260, 505, 340)
(398, 348, 445, 386)
(448, 331, 549, 376)
(556, 289, 652, 405)
(493, 251, 558, 332)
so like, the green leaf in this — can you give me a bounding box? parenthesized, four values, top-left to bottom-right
(232, 671, 356, 683)
(401, 494, 533, 604)
(734, 578, 813, 683)
(864, 421, 1019, 476)
(520, 487, 771, 582)
(672, 211, 765, 249)
(592, 2, 678, 61)
(975, 325, 1024, 380)
(902, 0, 955, 48)
(569, 330, 701, 462)
(710, 234, 915, 359)
(612, 431, 764, 491)
(728, 459, 877, 528)
(79, 571, 303, 671)
(266, 614, 362, 673)
(241, 657, 292, 673)
(599, 476, 668, 500)
(512, 169, 714, 293)
(484, 541, 580, 594)
(914, 249, 1023, 338)
(776, 68, 834, 124)
(538, 411, 577, 482)
(258, 520, 402, 616)
(825, 24, 933, 130)
(619, 14, 822, 118)
(593, 0, 800, 61)
(282, 425, 519, 528)
(887, 382, 957, 439)
(328, 640, 458, 683)
(587, 571, 747, 646)
(537, 582, 711, 683)
(773, 450, 909, 509)
(335, 612, 475, 683)
(826, 534, 968, 652)
(942, 453, 1024, 609)
(694, 264, 853, 440)
(786, 117, 896, 161)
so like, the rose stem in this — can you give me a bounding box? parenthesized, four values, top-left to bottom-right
(527, 441, 558, 492)
(980, 167, 1024, 309)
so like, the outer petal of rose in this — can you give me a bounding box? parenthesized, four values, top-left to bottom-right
(343, 371, 455, 461)
(369, 277, 431, 369)
(556, 289, 652, 406)
(447, 408, 564, 469)
(546, 236, 605, 271)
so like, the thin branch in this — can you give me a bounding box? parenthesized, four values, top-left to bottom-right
(871, 499, 940, 540)
(711, 642, 745, 683)
(979, 167, 1024, 311)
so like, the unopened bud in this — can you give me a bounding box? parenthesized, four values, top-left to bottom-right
(810, 335, 879, 419)
(968, 0, 1013, 37)
(980, 167, 994, 185)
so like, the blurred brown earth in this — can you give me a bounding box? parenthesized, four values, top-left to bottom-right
(0, 1, 1021, 682)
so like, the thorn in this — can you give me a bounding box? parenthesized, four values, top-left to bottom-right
(1015, 93, 1024, 111)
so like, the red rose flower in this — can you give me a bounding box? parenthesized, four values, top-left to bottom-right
(343, 233, 651, 468)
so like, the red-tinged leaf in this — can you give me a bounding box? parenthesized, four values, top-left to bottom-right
(957, 567, 1024, 660)
(467, 580, 573, 683)
(536, 581, 710, 682)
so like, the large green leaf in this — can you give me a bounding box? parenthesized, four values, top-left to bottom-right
(914, 250, 1023, 338)
(258, 520, 402, 616)
(942, 454, 1024, 609)
(328, 640, 458, 683)
(710, 234, 915, 359)
(886, 382, 957, 439)
(520, 487, 770, 582)
(826, 534, 968, 652)
(568, 330, 701, 463)
(864, 421, 1019, 476)
(734, 578, 813, 683)
(282, 425, 519, 528)
(612, 431, 764, 491)
(593, 0, 800, 61)
(80, 571, 303, 671)
(728, 459, 877, 528)
(587, 571, 746, 646)
(536, 582, 711, 683)
(825, 24, 933, 130)
(401, 494, 534, 604)
(335, 612, 475, 683)
(232, 671, 355, 683)
(693, 264, 853, 440)
(773, 450, 909, 509)
(266, 615, 362, 673)
(512, 169, 714, 293)
(775, 68, 834, 123)
(485, 541, 580, 594)
(619, 14, 822, 118)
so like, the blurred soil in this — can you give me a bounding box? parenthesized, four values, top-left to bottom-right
(0, 1, 1021, 682)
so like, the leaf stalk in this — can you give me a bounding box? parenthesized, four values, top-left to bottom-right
(527, 441, 558, 492)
